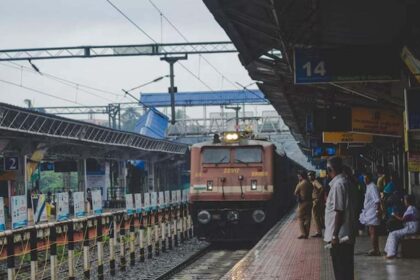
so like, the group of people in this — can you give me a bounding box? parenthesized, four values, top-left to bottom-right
(294, 156, 419, 280)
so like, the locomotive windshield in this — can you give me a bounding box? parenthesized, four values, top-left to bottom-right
(202, 148, 230, 164)
(235, 147, 262, 163)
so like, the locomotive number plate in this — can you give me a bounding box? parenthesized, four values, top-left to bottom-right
(224, 168, 239, 174)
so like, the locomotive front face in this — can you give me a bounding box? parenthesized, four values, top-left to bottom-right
(189, 141, 275, 241)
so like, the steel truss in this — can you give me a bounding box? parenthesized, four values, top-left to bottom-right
(0, 41, 236, 61)
(0, 103, 187, 154)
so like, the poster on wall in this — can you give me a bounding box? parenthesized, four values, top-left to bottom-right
(164, 191, 170, 207)
(57, 192, 70, 221)
(143, 192, 150, 211)
(73, 192, 86, 217)
(0, 197, 5, 231)
(92, 190, 103, 214)
(134, 193, 142, 214)
(150, 192, 157, 210)
(12, 195, 28, 229)
(158, 192, 165, 208)
(125, 194, 134, 215)
(33, 194, 47, 223)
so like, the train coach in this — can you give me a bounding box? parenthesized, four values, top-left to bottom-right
(189, 131, 302, 241)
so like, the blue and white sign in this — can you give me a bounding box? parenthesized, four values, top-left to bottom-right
(33, 194, 47, 223)
(73, 192, 86, 217)
(135, 193, 142, 214)
(4, 156, 19, 171)
(92, 190, 103, 214)
(294, 48, 330, 84)
(143, 192, 151, 212)
(12, 195, 28, 229)
(57, 192, 70, 221)
(125, 194, 135, 215)
(150, 192, 157, 211)
(0, 197, 6, 231)
(158, 192, 165, 208)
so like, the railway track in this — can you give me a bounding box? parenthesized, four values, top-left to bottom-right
(156, 243, 253, 280)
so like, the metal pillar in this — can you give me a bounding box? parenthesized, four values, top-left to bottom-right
(161, 55, 188, 125)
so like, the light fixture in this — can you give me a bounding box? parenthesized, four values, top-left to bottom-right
(224, 132, 239, 142)
(207, 180, 213, 191)
(251, 180, 257, 190)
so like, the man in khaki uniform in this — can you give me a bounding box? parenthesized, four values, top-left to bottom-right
(309, 171, 324, 237)
(295, 170, 313, 239)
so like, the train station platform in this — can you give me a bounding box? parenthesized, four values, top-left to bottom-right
(221, 212, 420, 280)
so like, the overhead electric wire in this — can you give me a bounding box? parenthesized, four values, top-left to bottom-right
(148, 0, 241, 90)
(0, 78, 85, 106)
(105, 0, 215, 91)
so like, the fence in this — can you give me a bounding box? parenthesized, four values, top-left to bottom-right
(0, 200, 193, 280)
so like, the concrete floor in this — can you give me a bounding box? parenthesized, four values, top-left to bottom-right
(355, 234, 420, 280)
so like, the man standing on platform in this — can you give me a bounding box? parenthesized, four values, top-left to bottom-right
(294, 170, 313, 239)
(309, 171, 324, 238)
(324, 156, 356, 280)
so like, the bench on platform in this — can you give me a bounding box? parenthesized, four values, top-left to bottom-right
(401, 234, 420, 258)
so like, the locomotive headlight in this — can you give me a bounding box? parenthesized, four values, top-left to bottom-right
(225, 132, 239, 141)
(251, 180, 257, 190)
(207, 180, 213, 191)
(252, 210, 266, 223)
(197, 210, 211, 224)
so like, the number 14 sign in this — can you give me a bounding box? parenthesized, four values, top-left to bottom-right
(294, 47, 330, 84)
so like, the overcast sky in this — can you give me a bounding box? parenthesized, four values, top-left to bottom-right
(0, 0, 255, 110)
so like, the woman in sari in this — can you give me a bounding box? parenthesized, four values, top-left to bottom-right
(384, 194, 419, 259)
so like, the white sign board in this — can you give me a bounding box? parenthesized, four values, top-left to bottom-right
(0, 197, 5, 231)
(143, 192, 150, 211)
(12, 195, 28, 229)
(125, 194, 134, 215)
(134, 193, 142, 213)
(92, 190, 103, 214)
(164, 191, 170, 207)
(57, 192, 70, 221)
(73, 192, 86, 217)
(33, 194, 47, 223)
(150, 192, 157, 210)
(158, 192, 165, 208)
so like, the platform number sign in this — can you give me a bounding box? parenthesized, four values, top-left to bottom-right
(294, 48, 330, 84)
(4, 156, 19, 171)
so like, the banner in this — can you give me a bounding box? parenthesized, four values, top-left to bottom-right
(73, 192, 86, 217)
(12, 195, 28, 229)
(134, 193, 142, 214)
(33, 194, 47, 224)
(0, 197, 5, 231)
(143, 193, 150, 212)
(92, 190, 103, 214)
(150, 192, 157, 211)
(322, 132, 373, 144)
(158, 192, 165, 208)
(125, 194, 134, 215)
(57, 192, 70, 221)
(351, 107, 402, 136)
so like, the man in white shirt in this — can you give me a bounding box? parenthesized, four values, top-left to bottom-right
(324, 156, 356, 280)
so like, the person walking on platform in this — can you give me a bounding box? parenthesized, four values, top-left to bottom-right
(309, 171, 324, 238)
(294, 170, 313, 239)
(359, 173, 381, 256)
(324, 156, 357, 280)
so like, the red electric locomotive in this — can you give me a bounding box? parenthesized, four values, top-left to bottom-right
(190, 132, 300, 241)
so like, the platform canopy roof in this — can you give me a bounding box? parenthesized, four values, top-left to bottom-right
(140, 90, 269, 107)
(0, 102, 187, 160)
(204, 0, 420, 147)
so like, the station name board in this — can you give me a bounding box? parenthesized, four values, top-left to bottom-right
(322, 132, 373, 144)
(351, 107, 403, 137)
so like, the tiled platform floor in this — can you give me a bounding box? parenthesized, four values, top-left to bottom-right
(221, 211, 420, 280)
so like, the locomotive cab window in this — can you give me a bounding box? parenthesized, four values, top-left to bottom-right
(235, 147, 262, 163)
(202, 148, 230, 164)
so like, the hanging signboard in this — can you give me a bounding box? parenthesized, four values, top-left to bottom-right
(158, 192, 165, 208)
(33, 194, 47, 223)
(57, 192, 70, 221)
(150, 192, 158, 211)
(143, 192, 150, 211)
(73, 192, 86, 218)
(125, 194, 134, 215)
(294, 46, 400, 84)
(0, 197, 5, 231)
(12, 195, 28, 229)
(322, 132, 373, 144)
(135, 193, 142, 214)
(408, 152, 420, 172)
(4, 156, 19, 171)
(351, 107, 403, 136)
(92, 190, 103, 214)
